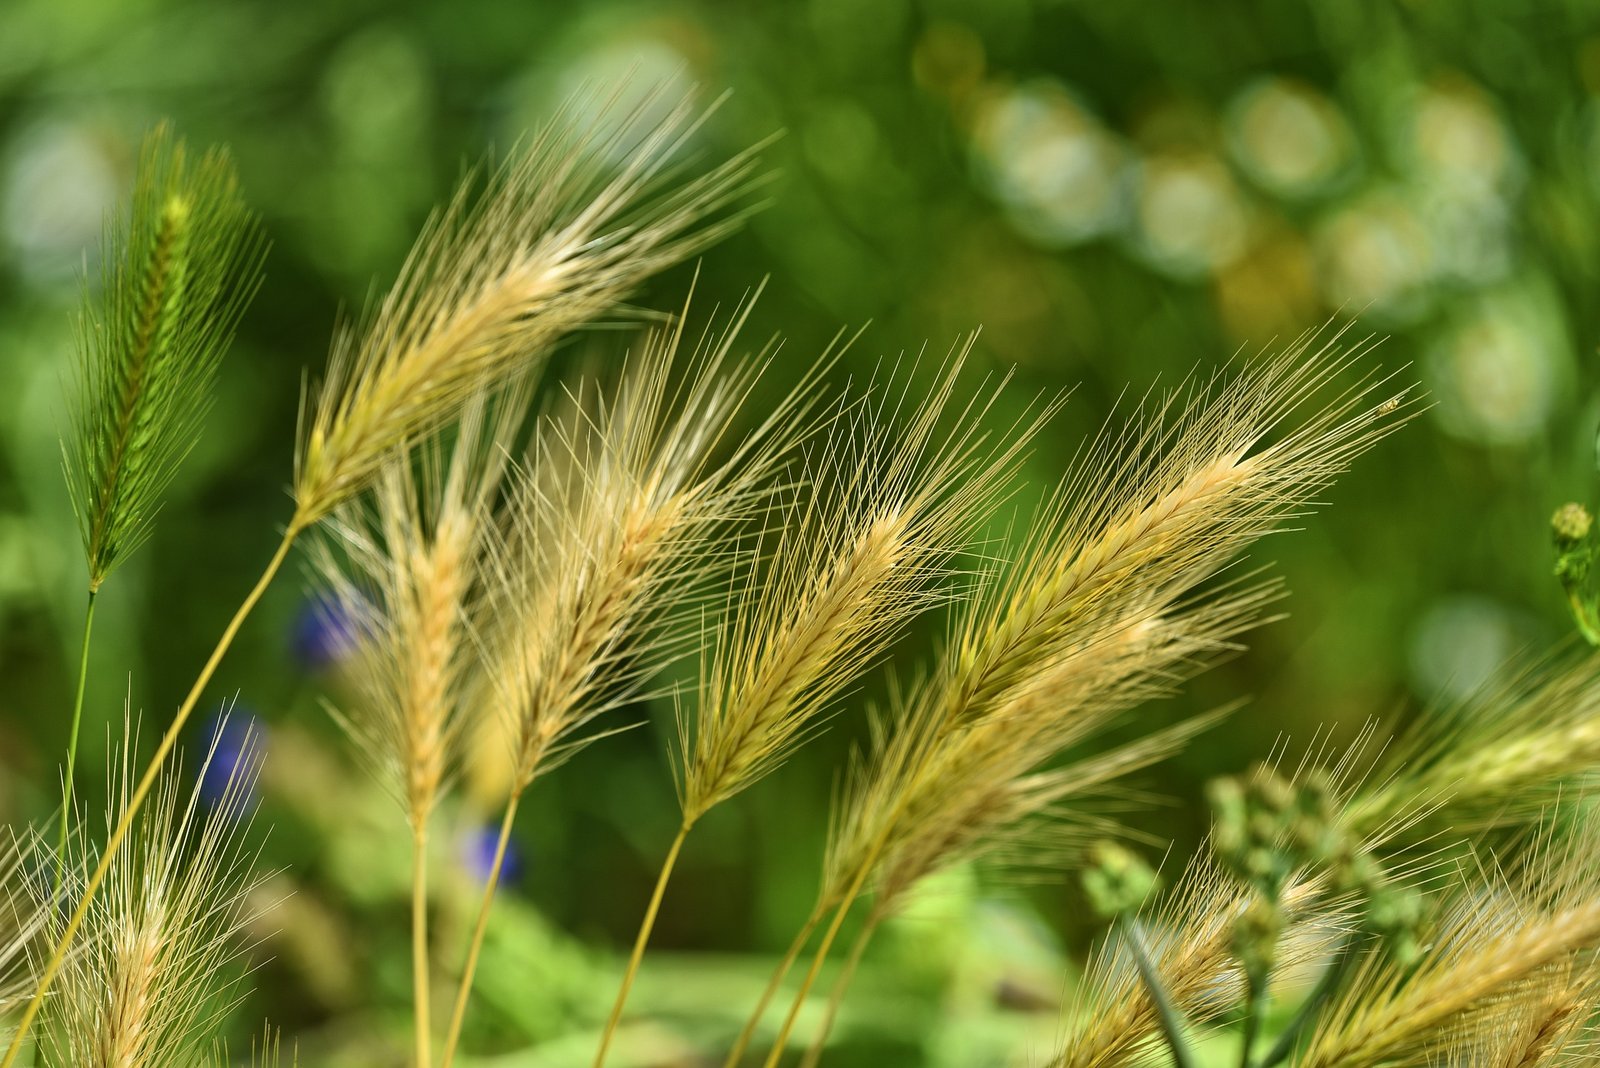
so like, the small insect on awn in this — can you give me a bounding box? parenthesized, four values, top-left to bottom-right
(1377, 397, 1401, 415)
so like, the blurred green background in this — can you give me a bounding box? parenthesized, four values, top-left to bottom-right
(2, 0, 1599, 1063)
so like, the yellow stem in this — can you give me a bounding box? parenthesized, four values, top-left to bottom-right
(592, 821, 692, 1068)
(723, 901, 828, 1068)
(762, 861, 875, 1068)
(798, 912, 879, 1068)
(440, 791, 521, 1068)
(1, 522, 300, 1068)
(414, 823, 433, 1068)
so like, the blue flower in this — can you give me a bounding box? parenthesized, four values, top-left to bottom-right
(291, 591, 364, 671)
(197, 709, 263, 817)
(461, 823, 524, 889)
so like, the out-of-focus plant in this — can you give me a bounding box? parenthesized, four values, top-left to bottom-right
(6, 54, 1600, 1068)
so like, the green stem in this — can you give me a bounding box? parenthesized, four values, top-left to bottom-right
(763, 880, 867, 1068)
(440, 791, 521, 1068)
(1567, 588, 1600, 646)
(1259, 932, 1357, 1068)
(54, 590, 98, 904)
(1124, 918, 1197, 1068)
(1, 522, 300, 1068)
(1239, 965, 1269, 1068)
(593, 821, 692, 1068)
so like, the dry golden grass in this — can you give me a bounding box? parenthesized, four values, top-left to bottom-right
(37, 720, 265, 1068)
(825, 332, 1411, 927)
(678, 343, 1045, 825)
(481, 297, 807, 793)
(293, 90, 765, 527)
(1300, 838, 1600, 1068)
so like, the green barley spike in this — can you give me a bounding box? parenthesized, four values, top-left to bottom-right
(65, 123, 266, 592)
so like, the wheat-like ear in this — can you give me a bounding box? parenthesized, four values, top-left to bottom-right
(1469, 955, 1600, 1067)
(311, 382, 527, 1067)
(293, 89, 766, 526)
(732, 333, 1411, 1068)
(313, 380, 527, 829)
(824, 333, 1410, 914)
(842, 589, 1272, 921)
(1299, 831, 1600, 1068)
(678, 343, 1043, 825)
(480, 296, 803, 792)
(1348, 653, 1600, 840)
(443, 297, 807, 1067)
(35, 713, 267, 1068)
(65, 122, 265, 593)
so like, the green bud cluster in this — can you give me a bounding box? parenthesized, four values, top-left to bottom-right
(1209, 767, 1424, 973)
(1552, 502, 1600, 646)
(1082, 840, 1162, 919)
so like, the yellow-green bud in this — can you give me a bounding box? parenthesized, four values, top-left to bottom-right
(1553, 502, 1594, 549)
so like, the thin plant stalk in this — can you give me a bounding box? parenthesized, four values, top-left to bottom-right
(763, 858, 878, 1068)
(54, 590, 97, 902)
(723, 900, 829, 1068)
(0, 521, 301, 1068)
(593, 822, 692, 1067)
(798, 912, 879, 1068)
(414, 825, 432, 1068)
(440, 792, 521, 1068)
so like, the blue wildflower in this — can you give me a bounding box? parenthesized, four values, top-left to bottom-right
(197, 708, 263, 818)
(461, 823, 524, 889)
(290, 591, 364, 671)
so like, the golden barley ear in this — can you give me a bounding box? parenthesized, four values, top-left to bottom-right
(312, 377, 529, 828)
(1299, 826, 1600, 1068)
(477, 293, 808, 793)
(293, 89, 768, 527)
(824, 330, 1414, 921)
(1348, 652, 1600, 840)
(676, 343, 1050, 825)
(64, 122, 266, 593)
(34, 713, 269, 1068)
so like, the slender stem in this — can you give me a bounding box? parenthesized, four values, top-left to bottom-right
(797, 911, 879, 1068)
(1259, 932, 1357, 1068)
(593, 822, 692, 1068)
(1124, 918, 1197, 1068)
(54, 590, 98, 904)
(1239, 965, 1269, 1068)
(1, 522, 300, 1068)
(762, 868, 872, 1068)
(413, 824, 433, 1068)
(440, 791, 521, 1068)
(723, 900, 828, 1068)
(1568, 588, 1600, 646)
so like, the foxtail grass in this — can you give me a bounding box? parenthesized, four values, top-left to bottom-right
(4, 93, 764, 1068)
(441, 296, 805, 1068)
(313, 383, 527, 1068)
(595, 346, 1048, 1067)
(57, 122, 264, 905)
(33, 717, 266, 1068)
(739, 333, 1411, 1068)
